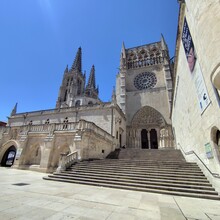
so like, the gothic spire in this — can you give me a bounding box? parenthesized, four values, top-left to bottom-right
(10, 103, 17, 116)
(64, 65, 68, 73)
(161, 34, 168, 51)
(121, 41, 126, 58)
(71, 47, 82, 72)
(85, 65, 99, 99)
(86, 65, 96, 89)
(111, 86, 116, 105)
(120, 41, 126, 69)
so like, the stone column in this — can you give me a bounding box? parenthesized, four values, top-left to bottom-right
(147, 130, 151, 149)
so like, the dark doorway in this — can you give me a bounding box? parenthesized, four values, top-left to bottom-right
(141, 129, 149, 149)
(215, 130, 220, 162)
(216, 130, 220, 146)
(150, 129, 158, 149)
(1, 146, 17, 167)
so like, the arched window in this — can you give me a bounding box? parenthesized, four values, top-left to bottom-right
(63, 117, 68, 129)
(29, 120, 33, 125)
(75, 100, 81, 107)
(45, 119, 50, 125)
(88, 101, 93, 106)
(77, 80, 81, 95)
(64, 90, 68, 102)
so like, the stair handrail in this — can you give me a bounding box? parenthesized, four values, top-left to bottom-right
(56, 150, 78, 172)
(177, 143, 220, 178)
(65, 151, 78, 168)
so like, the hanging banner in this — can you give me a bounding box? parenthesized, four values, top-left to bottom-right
(193, 62, 211, 113)
(182, 17, 196, 73)
(182, 17, 210, 113)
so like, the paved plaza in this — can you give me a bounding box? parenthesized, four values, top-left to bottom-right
(0, 167, 220, 220)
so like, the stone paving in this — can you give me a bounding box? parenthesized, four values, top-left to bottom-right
(0, 167, 220, 220)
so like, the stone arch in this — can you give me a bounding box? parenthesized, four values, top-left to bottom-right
(0, 140, 19, 166)
(131, 106, 166, 127)
(128, 106, 172, 149)
(210, 126, 220, 163)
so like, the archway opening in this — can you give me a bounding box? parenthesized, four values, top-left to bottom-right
(210, 127, 220, 163)
(130, 106, 166, 149)
(1, 146, 16, 167)
(215, 130, 220, 161)
(150, 129, 158, 149)
(141, 129, 149, 149)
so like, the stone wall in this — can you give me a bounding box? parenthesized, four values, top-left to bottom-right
(0, 120, 114, 173)
(8, 103, 126, 140)
(172, 1, 220, 189)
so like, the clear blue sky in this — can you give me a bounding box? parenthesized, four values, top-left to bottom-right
(0, 0, 179, 122)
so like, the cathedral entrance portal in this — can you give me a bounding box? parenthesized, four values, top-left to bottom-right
(129, 106, 167, 149)
(140, 129, 158, 149)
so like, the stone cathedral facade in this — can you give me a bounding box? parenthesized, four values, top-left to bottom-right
(0, 37, 174, 172)
(116, 36, 174, 149)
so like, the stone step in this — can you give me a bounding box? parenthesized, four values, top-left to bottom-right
(118, 149, 186, 161)
(62, 169, 210, 184)
(81, 159, 198, 166)
(78, 161, 199, 167)
(57, 171, 213, 188)
(43, 176, 220, 200)
(43, 148, 220, 200)
(73, 164, 202, 173)
(68, 166, 206, 178)
(65, 169, 209, 182)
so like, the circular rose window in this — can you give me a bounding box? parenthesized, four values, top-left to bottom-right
(134, 72, 157, 90)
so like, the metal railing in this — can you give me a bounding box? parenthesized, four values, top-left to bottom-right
(177, 143, 220, 178)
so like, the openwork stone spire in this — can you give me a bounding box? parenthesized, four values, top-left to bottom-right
(71, 47, 82, 72)
(64, 65, 68, 73)
(10, 103, 17, 116)
(85, 65, 99, 99)
(86, 65, 96, 89)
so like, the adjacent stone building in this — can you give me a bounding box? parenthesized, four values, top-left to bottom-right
(0, 48, 126, 172)
(172, 0, 220, 189)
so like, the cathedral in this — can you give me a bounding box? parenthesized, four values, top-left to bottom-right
(1, 2, 220, 196)
(0, 36, 174, 172)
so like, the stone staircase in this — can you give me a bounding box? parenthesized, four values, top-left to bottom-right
(44, 149, 220, 200)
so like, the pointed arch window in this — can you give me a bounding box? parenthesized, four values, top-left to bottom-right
(75, 100, 81, 107)
(64, 90, 68, 101)
(63, 117, 69, 129)
(88, 101, 93, 106)
(77, 80, 82, 95)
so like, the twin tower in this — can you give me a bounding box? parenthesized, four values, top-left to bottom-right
(56, 47, 100, 109)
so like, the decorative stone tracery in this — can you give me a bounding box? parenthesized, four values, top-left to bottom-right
(134, 72, 157, 90)
(128, 106, 173, 149)
(132, 106, 165, 128)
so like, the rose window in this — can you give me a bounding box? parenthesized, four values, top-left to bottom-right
(134, 72, 157, 90)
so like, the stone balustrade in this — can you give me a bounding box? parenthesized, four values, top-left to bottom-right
(56, 150, 78, 172)
(3, 120, 113, 143)
(127, 56, 164, 69)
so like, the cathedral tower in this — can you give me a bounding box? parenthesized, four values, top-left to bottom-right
(116, 36, 174, 149)
(56, 47, 100, 108)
